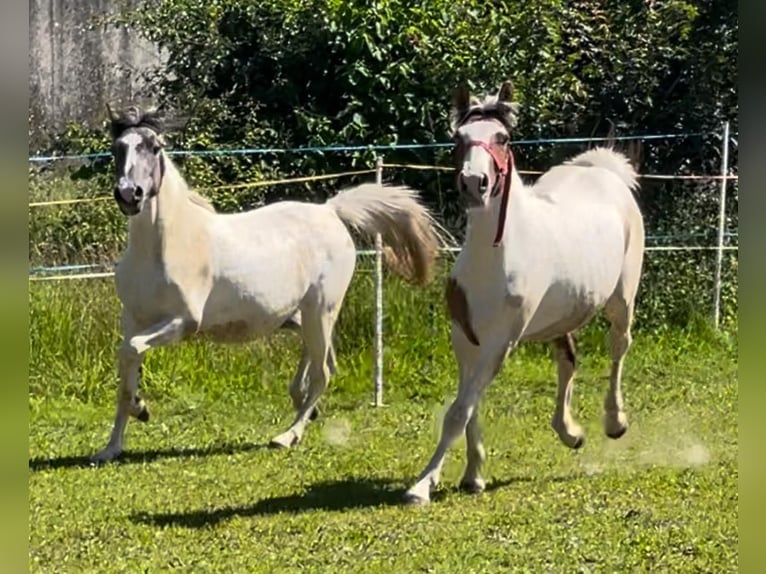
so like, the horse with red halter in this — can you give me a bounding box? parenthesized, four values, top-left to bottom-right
(404, 82, 645, 504)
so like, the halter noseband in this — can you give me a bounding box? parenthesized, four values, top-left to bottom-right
(463, 135, 515, 246)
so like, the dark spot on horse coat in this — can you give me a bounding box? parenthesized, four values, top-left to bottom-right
(446, 277, 480, 346)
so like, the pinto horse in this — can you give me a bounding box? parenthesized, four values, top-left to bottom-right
(404, 82, 645, 504)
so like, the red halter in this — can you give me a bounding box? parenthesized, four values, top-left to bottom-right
(464, 139, 515, 246)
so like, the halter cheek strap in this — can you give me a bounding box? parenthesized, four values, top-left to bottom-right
(492, 150, 514, 246)
(465, 140, 515, 246)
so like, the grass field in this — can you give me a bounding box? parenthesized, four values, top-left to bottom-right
(29, 271, 738, 573)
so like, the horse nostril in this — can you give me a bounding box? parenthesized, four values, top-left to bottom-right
(481, 174, 489, 189)
(133, 186, 144, 200)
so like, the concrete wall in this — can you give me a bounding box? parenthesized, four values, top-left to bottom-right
(29, 0, 165, 143)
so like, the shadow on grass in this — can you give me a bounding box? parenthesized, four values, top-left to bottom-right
(28, 442, 268, 472)
(132, 477, 404, 528)
(130, 474, 565, 528)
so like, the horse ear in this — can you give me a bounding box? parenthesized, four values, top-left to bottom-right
(452, 83, 472, 117)
(497, 81, 514, 103)
(105, 102, 119, 123)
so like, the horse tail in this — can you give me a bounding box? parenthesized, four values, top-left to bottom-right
(326, 183, 448, 285)
(566, 147, 640, 193)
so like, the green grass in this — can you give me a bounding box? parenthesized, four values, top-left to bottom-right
(29, 274, 738, 573)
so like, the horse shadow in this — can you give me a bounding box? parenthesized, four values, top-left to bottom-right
(28, 441, 268, 472)
(129, 474, 549, 529)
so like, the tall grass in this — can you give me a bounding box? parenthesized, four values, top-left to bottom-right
(29, 252, 736, 411)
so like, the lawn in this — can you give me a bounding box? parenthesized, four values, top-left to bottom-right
(29, 278, 738, 573)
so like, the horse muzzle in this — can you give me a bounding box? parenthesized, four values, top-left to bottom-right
(114, 180, 144, 216)
(457, 172, 492, 208)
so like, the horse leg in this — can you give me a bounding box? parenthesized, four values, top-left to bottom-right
(604, 298, 633, 439)
(283, 310, 336, 376)
(327, 341, 338, 376)
(283, 311, 335, 420)
(460, 410, 487, 494)
(287, 342, 322, 422)
(270, 302, 335, 448)
(453, 330, 486, 494)
(288, 344, 311, 411)
(92, 315, 186, 463)
(405, 329, 515, 505)
(91, 343, 143, 463)
(550, 333, 585, 449)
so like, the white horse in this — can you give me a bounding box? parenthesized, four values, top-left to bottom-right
(404, 82, 645, 504)
(92, 106, 444, 463)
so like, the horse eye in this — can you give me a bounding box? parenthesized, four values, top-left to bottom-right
(497, 133, 509, 144)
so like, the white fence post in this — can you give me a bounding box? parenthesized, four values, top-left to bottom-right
(712, 121, 731, 330)
(374, 156, 385, 406)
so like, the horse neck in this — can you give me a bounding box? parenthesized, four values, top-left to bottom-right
(463, 168, 526, 248)
(127, 155, 194, 258)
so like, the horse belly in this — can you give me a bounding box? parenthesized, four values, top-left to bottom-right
(522, 276, 617, 342)
(199, 279, 303, 341)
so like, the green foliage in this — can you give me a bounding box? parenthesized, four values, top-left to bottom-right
(29, 0, 738, 332)
(111, 0, 737, 170)
(29, 173, 124, 267)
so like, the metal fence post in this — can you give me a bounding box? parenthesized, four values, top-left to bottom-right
(712, 121, 731, 330)
(374, 156, 385, 406)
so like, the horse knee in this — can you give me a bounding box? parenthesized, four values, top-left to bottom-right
(443, 400, 474, 436)
(118, 341, 141, 366)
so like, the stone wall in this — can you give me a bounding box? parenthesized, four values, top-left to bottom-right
(29, 0, 164, 144)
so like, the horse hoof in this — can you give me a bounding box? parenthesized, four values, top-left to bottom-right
(402, 491, 430, 506)
(269, 432, 299, 449)
(556, 431, 585, 450)
(606, 426, 628, 440)
(136, 408, 150, 423)
(605, 412, 629, 440)
(459, 478, 486, 494)
(90, 448, 122, 465)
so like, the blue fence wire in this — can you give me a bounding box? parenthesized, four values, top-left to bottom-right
(29, 132, 709, 164)
(29, 130, 738, 279)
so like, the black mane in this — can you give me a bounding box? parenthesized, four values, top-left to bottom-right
(108, 106, 164, 140)
(460, 105, 517, 132)
(450, 95, 519, 135)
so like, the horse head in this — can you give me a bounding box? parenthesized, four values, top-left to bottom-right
(450, 81, 519, 210)
(106, 103, 166, 216)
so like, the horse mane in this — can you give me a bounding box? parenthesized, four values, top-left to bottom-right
(188, 191, 216, 213)
(108, 105, 165, 140)
(107, 104, 216, 213)
(159, 154, 217, 213)
(450, 93, 520, 134)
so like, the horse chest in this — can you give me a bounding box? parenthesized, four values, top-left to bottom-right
(116, 262, 191, 326)
(446, 266, 509, 347)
